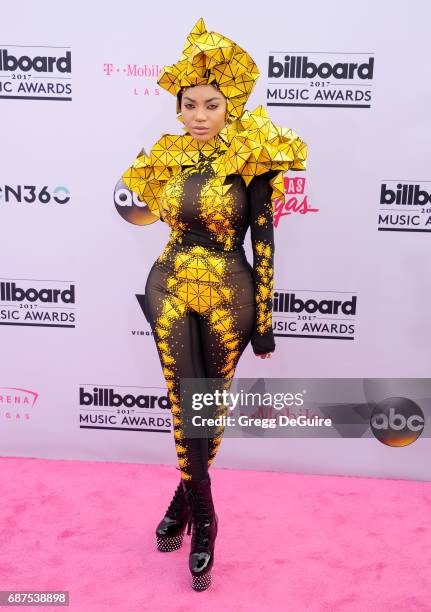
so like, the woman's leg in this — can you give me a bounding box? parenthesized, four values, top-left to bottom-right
(144, 248, 255, 479)
(144, 263, 212, 482)
(197, 254, 256, 467)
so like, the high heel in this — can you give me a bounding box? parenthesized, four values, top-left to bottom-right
(156, 478, 192, 552)
(182, 475, 218, 591)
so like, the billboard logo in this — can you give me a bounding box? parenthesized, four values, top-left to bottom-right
(267, 53, 374, 109)
(0, 279, 76, 328)
(0, 46, 72, 101)
(378, 181, 431, 232)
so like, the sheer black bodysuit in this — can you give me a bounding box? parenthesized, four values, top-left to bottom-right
(129, 146, 277, 481)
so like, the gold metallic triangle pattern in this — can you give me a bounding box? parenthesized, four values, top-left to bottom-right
(213, 105, 307, 201)
(253, 239, 274, 335)
(122, 106, 307, 223)
(198, 175, 235, 250)
(159, 170, 188, 231)
(151, 245, 244, 480)
(158, 18, 259, 122)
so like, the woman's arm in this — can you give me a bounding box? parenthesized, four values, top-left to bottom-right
(248, 170, 278, 356)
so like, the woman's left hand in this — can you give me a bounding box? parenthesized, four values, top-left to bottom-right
(256, 352, 273, 359)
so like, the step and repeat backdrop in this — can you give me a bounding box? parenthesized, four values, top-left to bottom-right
(2, 1, 430, 480)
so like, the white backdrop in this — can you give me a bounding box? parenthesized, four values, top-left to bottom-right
(1, 0, 430, 481)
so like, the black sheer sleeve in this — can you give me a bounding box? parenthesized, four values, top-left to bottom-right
(248, 170, 278, 355)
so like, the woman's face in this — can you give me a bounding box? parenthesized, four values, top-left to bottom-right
(180, 85, 227, 142)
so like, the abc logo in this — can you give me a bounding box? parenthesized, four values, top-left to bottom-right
(370, 397, 425, 447)
(114, 179, 158, 226)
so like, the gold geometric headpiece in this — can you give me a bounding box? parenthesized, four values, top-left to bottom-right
(157, 18, 260, 122)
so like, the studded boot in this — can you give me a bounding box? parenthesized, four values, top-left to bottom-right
(155, 477, 192, 552)
(182, 475, 218, 591)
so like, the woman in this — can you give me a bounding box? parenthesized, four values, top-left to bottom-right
(122, 18, 307, 591)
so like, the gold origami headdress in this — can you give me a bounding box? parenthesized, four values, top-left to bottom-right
(157, 18, 259, 122)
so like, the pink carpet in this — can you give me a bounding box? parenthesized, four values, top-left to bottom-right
(0, 457, 430, 611)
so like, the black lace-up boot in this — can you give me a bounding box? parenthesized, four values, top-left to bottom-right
(156, 476, 192, 552)
(182, 475, 218, 591)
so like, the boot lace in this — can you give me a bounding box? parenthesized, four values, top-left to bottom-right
(189, 491, 212, 548)
(167, 482, 187, 518)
